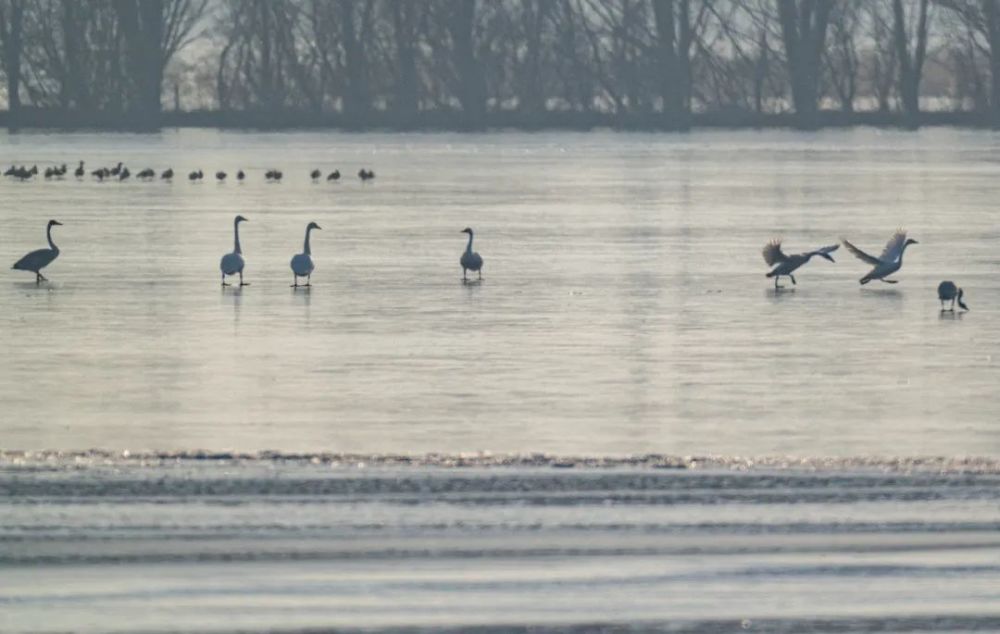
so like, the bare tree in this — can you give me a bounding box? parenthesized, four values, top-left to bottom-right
(0, 0, 24, 118)
(892, 0, 931, 127)
(776, 0, 832, 127)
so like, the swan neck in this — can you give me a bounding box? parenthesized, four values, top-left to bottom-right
(47, 224, 58, 251)
(304, 226, 313, 256)
(234, 219, 242, 254)
(465, 232, 474, 252)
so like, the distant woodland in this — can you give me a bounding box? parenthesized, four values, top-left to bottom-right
(1, 0, 1000, 130)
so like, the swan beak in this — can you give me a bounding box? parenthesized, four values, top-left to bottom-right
(819, 253, 835, 263)
(52, 221, 63, 226)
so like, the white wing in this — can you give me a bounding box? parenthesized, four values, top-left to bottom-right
(879, 230, 907, 263)
(841, 238, 882, 266)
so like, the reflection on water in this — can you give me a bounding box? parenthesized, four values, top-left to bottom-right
(1, 128, 1000, 456)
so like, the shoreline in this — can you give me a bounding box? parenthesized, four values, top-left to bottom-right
(1, 108, 998, 132)
(4, 449, 1000, 473)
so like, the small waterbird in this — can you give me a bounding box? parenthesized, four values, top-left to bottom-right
(762, 240, 839, 289)
(358, 168, 375, 181)
(327, 169, 340, 181)
(460, 227, 484, 281)
(310, 169, 321, 181)
(237, 169, 245, 181)
(290, 222, 321, 287)
(118, 167, 130, 181)
(842, 230, 918, 285)
(216, 171, 227, 182)
(161, 168, 173, 180)
(188, 169, 203, 181)
(220, 215, 248, 286)
(137, 168, 155, 179)
(74, 161, 85, 178)
(109, 162, 123, 177)
(937, 281, 969, 311)
(12, 220, 62, 284)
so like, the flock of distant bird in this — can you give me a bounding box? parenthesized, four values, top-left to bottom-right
(11, 217, 485, 288)
(763, 230, 969, 312)
(3, 161, 375, 183)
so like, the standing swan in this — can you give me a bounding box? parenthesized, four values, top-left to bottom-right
(460, 227, 484, 281)
(842, 230, 918, 285)
(13, 220, 63, 284)
(220, 215, 249, 286)
(290, 222, 321, 287)
(762, 240, 839, 289)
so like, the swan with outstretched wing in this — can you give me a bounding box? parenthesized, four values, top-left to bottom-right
(841, 230, 918, 285)
(762, 240, 839, 289)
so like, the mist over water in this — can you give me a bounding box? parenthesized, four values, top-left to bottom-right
(1, 128, 999, 456)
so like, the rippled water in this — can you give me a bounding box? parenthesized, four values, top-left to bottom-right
(1, 128, 1000, 455)
(2, 457, 1000, 632)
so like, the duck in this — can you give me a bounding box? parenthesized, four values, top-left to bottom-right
(290, 222, 321, 287)
(216, 170, 227, 182)
(237, 169, 245, 181)
(219, 215, 249, 286)
(762, 240, 839, 289)
(12, 220, 63, 284)
(842, 230, 918, 285)
(74, 161, 85, 178)
(109, 162, 123, 177)
(937, 281, 969, 311)
(310, 169, 321, 181)
(188, 169, 202, 181)
(161, 168, 174, 180)
(327, 169, 340, 181)
(460, 227, 484, 281)
(118, 167, 130, 181)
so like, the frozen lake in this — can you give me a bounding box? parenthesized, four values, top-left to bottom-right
(1, 128, 999, 456)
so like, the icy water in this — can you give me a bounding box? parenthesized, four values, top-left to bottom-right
(2, 128, 1000, 456)
(2, 455, 1000, 632)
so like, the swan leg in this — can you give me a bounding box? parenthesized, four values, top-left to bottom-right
(292, 275, 298, 288)
(478, 269, 482, 280)
(239, 271, 249, 286)
(773, 276, 782, 289)
(305, 274, 311, 287)
(789, 274, 796, 286)
(463, 268, 467, 281)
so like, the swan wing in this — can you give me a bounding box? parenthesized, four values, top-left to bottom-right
(879, 230, 908, 263)
(841, 239, 882, 266)
(762, 240, 787, 266)
(812, 244, 839, 256)
(12, 248, 57, 271)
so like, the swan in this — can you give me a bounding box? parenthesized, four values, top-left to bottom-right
(762, 240, 838, 289)
(842, 230, 918, 284)
(460, 227, 483, 281)
(220, 215, 249, 286)
(12, 220, 63, 284)
(938, 281, 969, 311)
(290, 222, 321, 287)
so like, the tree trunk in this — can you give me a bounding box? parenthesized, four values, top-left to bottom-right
(115, 0, 163, 127)
(448, 0, 485, 126)
(391, 0, 418, 120)
(777, 0, 832, 129)
(0, 0, 24, 125)
(892, 0, 929, 128)
(985, 0, 1000, 127)
(340, 0, 369, 119)
(652, 0, 681, 125)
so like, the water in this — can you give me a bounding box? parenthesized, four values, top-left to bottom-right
(4, 129, 1000, 630)
(3, 128, 999, 456)
(2, 455, 1000, 632)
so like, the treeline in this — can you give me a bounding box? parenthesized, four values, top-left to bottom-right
(1, 0, 1000, 130)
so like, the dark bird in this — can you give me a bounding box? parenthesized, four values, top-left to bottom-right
(74, 161, 85, 178)
(310, 169, 321, 180)
(460, 227, 484, 282)
(56, 163, 68, 176)
(109, 162, 123, 177)
(4, 165, 15, 177)
(44, 167, 55, 179)
(119, 167, 131, 181)
(137, 168, 155, 179)
(216, 171, 227, 182)
(272, 169, 283, 182)
(265, 169, 275, 181)
(237, 169, 245, 181)
(358, 168, 375, 181)
(762, 240, 839, 289)
(327, 169, 340, 181)
(12, 220, 62, 284)
(842, 230, 918, 285)
(188, 169, 203, 181)
(161, 168, 174, 180)
(938, 281, 969, 312)
(92, 168, 107, 181)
